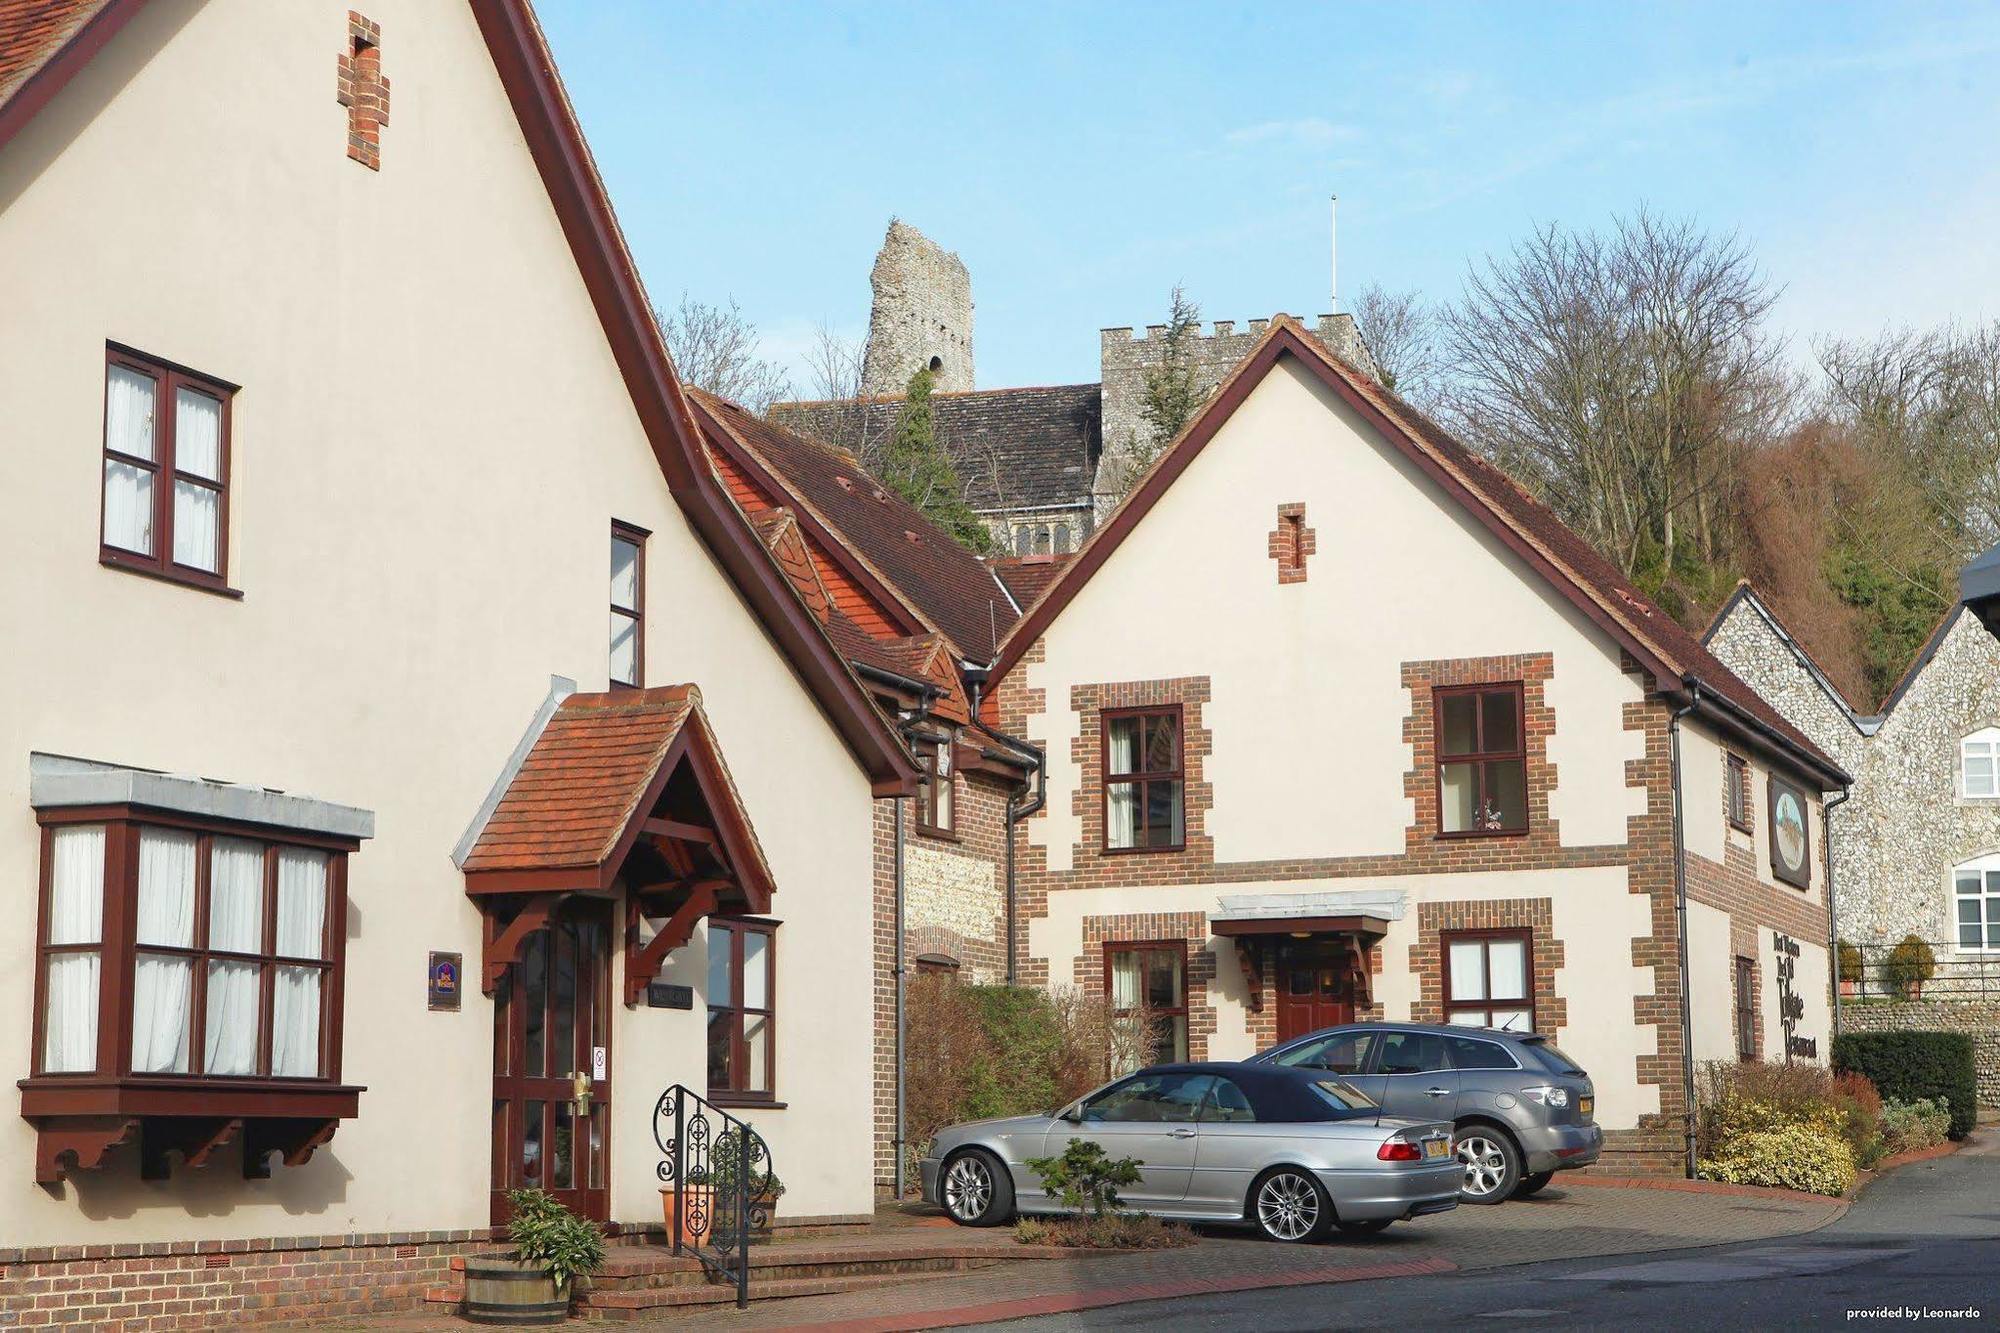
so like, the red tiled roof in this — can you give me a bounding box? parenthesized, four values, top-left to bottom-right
(991, 554, 1074, 611)
(989, 316, 1845, 785)
(0, 0, 104, 105)
(463, 685, 773, 901)
(692, 389, 1017, 663)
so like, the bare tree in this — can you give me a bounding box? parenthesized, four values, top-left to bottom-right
(655, 292, 792, 416)
(1350, 282, 1444, 406)
(1443, 210, 1787, 605)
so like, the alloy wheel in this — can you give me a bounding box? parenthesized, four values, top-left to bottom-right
(1457, 1134, 1508, 1197)
(944, 1155, 993, 1222)
(1256, 1171, 1321, 1241)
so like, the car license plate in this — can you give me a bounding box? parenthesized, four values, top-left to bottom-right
(1423, 1137, 1448, 1159)
(1579, 1096, 1594, 1119)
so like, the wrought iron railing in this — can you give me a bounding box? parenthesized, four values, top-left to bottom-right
(654, 1084, 776, 1309)
(1841, 940, 2000, 1003)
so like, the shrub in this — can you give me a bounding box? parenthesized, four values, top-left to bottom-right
(1837, 939, 1864, 984)
(1023, 1138, 1142, 1218)
(1832, 1031, 1977, 1139)
(504, 1188, 606, 1294)
(1881, 936, 1937, 996)
(1694, 1059, 1842, 1159)
(1016, 1214, 1196, 1249)
(1880, 1097, 1952, 1157)
(1699, 1124, 1856, 1196)
(1830, 1070, 1886, 1169)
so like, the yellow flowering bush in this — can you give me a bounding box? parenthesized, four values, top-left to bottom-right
(1699, 1125, 1855, 1196)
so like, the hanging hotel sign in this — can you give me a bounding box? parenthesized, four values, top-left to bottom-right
(1767, 775, 1812, 889)
(428, 951, 463, 1011)
(1771, 931, 1816, 1060)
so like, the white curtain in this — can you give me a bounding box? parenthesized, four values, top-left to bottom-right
(205, 839, 265, 1075)
(132, 830, 196, 1073)
(172, 484, 219, 572)
(103, 366, 157, 554)
(43, 826, 105, 1073)
(171, 388, 222, 571)
(1106, 721, 1137, 848)
(1109, 952, 1140, 1009)
(1448, 940, 1486, 1002)
(272, 849, 328, 1077)
(1488, 939, 1528, 1001)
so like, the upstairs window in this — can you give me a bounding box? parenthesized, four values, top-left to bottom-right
(915, 739, 955, 836)
(1103, 707, 1183, 851)
(1727, 754, 1753, 831)
(1963, 728, 2000, 799)
(610, 521, 646, 688)
(1436, 684, 1527, 836)
(101, 346, 234, 593)
(1955, 854, 2000, 952)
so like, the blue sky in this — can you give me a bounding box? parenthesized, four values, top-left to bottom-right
(540, 1, 2000, 391)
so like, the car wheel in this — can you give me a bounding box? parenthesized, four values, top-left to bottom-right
(1250, 1167, 1331, 1243)
(1336, 1219, 1391, 1236)
(1514, 1170, 1555, 1198)
(941, 1149, 1014, 1227)
(1454, 1127, 1522, 1204)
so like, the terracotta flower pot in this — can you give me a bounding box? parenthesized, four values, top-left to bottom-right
(1839, 979, 1857, 997)
(661, 1184, 714, 1246)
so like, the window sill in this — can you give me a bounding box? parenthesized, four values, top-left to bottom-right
(707, 1094, 786, 1111)
(1435, 828, 1531, 841)
(1101, 843, 1186, 856)
(915, 825, 960, 843)
(1727, 820, 1754, 835)
(20, 1077, 362, 1184)
(101, 550, 242, 599)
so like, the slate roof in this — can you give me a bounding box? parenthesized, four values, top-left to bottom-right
(693, 389, 1018, 662)
(770, 383, 1102, 513)
(990, 554, 1073, 610)
(0, 0, 103, 105)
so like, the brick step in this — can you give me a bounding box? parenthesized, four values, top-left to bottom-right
(576, 1268, 962, 1317)
(587, 1243, 1003, 1291)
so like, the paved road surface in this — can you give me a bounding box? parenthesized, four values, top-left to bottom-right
(979, 1137, 2000, 1330)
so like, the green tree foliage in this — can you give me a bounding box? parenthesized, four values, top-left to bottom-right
(1121, 286, 1204, 492)
(878, 366, 992, 554)
(1024, 1139, 1143, 1218)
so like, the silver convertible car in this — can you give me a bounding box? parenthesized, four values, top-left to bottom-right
(919, 1062, 1460, 1242)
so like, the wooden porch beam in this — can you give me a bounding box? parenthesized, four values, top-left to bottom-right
(481, 893, 564, 995)
(623, 882, 718, 1007)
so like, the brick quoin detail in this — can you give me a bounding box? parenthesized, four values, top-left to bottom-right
(1267, 502, 1315, 584)
(1077, 912, 1218, 1059)
(1407, 898, 1567, 1033)
(336, 12, 390, 170)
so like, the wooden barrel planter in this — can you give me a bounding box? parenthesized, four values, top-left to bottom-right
(461, 1256, 570, 1326)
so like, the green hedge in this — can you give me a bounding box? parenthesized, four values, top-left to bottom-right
(1831, 1032, 1976, 1139)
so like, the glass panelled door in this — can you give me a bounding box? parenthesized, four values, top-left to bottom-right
(492, 899, 611, 1223)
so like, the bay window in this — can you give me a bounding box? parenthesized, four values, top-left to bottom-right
(1441, 929, 1534, 1031)
(101, 345, 234, 593)
(33, 817, 344, 1082)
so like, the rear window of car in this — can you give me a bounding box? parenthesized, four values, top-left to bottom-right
(1522, 1038, 1585, 1075)
(1309, 1080, 1380, 1114)
(1446, 1034, 1518, 1070)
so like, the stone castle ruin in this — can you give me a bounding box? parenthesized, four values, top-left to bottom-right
(860, 220, 975, 396)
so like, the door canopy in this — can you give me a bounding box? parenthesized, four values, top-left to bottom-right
(463, 685, 777, 1003)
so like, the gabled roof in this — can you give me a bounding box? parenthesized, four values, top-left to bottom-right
(463, 684, 775, 909)
(771, 383, 1102, 514)
(991, 554, 1072, 609)
(692, 388, 1018, 663)
(1702, 582, 1874, 736)
(987, 315, 1847, 789)
(0, 0, 916, 795)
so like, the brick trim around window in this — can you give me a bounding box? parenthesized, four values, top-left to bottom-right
(1408, 899, 1565, 1034)
(1267, 502, 1315, 584)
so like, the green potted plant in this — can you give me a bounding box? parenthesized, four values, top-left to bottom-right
(1836, 940, 1864, 998)
(706, 1129, 784, 1243)
(462, 1188, 605, 1323)
(1882, 935, 1936, 1000)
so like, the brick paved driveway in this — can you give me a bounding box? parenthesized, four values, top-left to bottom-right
(664, 1180, 1845, 1331)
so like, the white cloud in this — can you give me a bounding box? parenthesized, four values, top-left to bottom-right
(1224, 116, 1363, 149)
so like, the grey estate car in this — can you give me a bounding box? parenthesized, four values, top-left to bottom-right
(1253, 1023, 1600, 1203)
(920, 1062, 1460, 1242)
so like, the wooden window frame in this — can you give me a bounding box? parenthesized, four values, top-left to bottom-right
(1439, 927, 1536, 1030)
(1734, 956, 1756, 1060)
(1101, 704, 1186, 854)
(99, 344, 239, 597)
(706, 916, 777, 1108)
(1103, 939, 1189, 1066)
(914, 738, 957, 839)
(1727, 753, 1753, 832)
(609, 520, 647, 689)
(1433, 682, 1529, 839)
(27, 806, 353, 1099)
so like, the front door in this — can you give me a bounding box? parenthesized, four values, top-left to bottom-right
(491, 898, 612, 1223)
(1274, 941, 1354, 1043)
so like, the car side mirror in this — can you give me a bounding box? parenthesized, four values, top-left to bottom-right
(1059, 1105, 1083, 1123)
